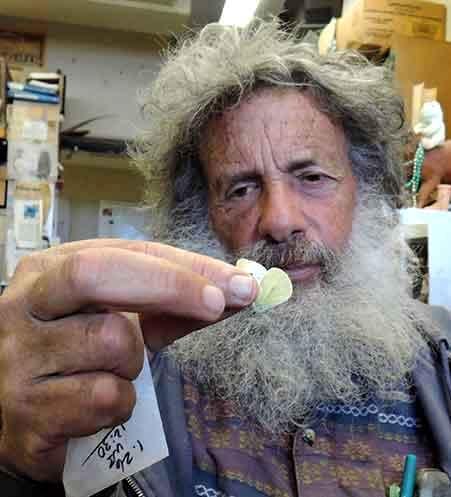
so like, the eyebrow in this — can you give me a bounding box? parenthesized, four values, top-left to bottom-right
(288, 157, 346, 178)
(286, 159, 318, 172)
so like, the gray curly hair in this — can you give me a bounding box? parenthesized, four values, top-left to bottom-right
(131, 19, 406, 231)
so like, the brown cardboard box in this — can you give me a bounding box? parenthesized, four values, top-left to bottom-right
(0, 32, 43, 67)
(7, 141, 59, 181)
(392, 34, 451, 139)
(0, 182, 5, 207)
(0, 57, 7, 139)
(0, 166, 6, 207)
(7, 101, 60, 145)
(336, 0, 447, 51)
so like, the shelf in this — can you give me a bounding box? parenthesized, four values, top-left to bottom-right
(61, 150, 132, 171)
(0, 0, 191, 35)
(60, 135, 131, 170)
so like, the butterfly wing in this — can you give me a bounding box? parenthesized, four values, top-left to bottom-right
(254, 267, 293, 310)
(236, 258, 267, 284)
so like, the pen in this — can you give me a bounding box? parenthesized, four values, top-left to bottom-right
(400, 454, 417, 497)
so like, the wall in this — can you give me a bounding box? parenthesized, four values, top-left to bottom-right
(58, 163, 145, 241)
(61, 163, 144, 203)
(342, 0, 451, 41)
(45, 22, 160, 240)
(44, 23, 160, 239)
(66, 199, 99, 242)
(45, 23, 163, 140)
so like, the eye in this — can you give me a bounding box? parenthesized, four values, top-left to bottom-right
(302, 173, 323, 183)
(226, 181, 259, 200)
(296, 171, 330, 184)
(294, 170, 338, 194)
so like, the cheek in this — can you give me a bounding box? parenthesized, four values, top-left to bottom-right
(209, 200, 260, 251)
(316, 179, 357, 251)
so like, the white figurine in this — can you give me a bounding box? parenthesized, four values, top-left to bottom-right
(414, 100, 446, 150)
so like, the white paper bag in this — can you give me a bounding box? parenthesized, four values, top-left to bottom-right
(63, 353, 168, 497)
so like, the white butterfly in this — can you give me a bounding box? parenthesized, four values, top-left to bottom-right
(236, 258, 293, 311)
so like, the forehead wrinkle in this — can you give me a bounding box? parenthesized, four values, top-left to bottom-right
(202, 118, 260, 195)
(201, 87, 352, 190)
(214, 111, 250, 160)
(260, 120, 283, 176)
(288, 105, 350, 177)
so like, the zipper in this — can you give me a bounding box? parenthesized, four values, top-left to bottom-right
(125, 476, 146, 497)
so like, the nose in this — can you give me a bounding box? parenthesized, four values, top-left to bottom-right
(257, 182, 307, 243)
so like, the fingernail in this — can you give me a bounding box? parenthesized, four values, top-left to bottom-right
(229, 275, 256, 304)
(202, 285, 225, 316)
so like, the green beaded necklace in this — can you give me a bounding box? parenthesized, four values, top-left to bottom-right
(405, 143, 425, 197)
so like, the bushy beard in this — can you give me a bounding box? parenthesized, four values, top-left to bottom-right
(163, 191, 434, 435)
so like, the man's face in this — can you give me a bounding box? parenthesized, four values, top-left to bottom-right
(199, 88, 357, 283)
(172, 89, 425, 430)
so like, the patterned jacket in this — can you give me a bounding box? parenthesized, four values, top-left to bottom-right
(111, 304, 451, 497)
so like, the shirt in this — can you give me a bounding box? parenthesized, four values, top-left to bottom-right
(121, 352, 437, 497)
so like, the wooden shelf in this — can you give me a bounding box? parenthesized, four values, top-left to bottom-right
(0, 0, 191, 35)
(61, 149, 132, 171)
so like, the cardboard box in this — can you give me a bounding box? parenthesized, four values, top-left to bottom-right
(0, 57, 7, 139)
(304, 0, 343, 23)
(7, 141, 58, 181)
(336, 0, 447, 51)
(0, 166, 6, 208)
(392, 34, 451, 140)
(7, 100, 60, 182)
(0, 32, 43, 67)
(7, 101, 60, 145)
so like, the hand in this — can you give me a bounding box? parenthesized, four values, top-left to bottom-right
(0, 239, 257, 482)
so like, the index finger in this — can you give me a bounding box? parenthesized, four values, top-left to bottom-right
(28, 247, 258, 321)
(22, 239, 252, 303)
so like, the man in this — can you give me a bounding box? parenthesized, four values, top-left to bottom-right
(0, 20, 450, 497)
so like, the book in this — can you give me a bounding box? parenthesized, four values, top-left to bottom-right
(28, 71, 66, 115)
(27, 80, 59, 92)
(8, 82, 58, 96)
(7, 90, 60, 104)
(28, 72, 60, 81)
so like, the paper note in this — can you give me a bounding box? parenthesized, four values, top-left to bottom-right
(427, 214, 451, 309)
(23, 120, 48, 142)
(13, 198, 43, 249)
(63, 353, 168, 497)
(400, 208, 451, 310)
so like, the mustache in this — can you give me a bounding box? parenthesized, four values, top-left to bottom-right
(234, 237, 340, 274)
